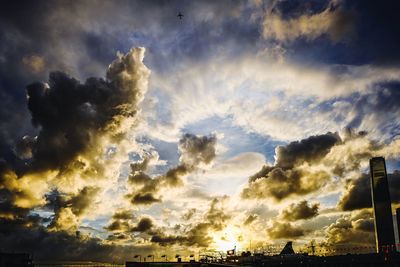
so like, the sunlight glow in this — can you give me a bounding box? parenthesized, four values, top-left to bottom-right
(213, 226, 243, 252)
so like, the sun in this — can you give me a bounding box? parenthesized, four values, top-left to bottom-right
(213, 226, 243, 252)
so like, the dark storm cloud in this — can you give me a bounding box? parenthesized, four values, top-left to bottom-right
(338, 171, 400, 211)
(281, 200, 319, 221)
(0, 1, 55, 165)
(275, 132, 340, 169)
(267, 221, 305, 239)
(1, 0, 261, 88)
(242, 132, 340, 201)
(352, 217, 374, 233)
(0, 0, 262, 261)
(0, 47, 149, 234)
(24, 46, 148, 173)
(337, 174, 371, 211)
(0, 47, 150, 261)
(127, 133, 216, 205)
(0, 0, 251, 170)
(0, 1, 107, 174)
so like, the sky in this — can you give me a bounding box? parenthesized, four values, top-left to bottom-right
(1, 0, 400, 263)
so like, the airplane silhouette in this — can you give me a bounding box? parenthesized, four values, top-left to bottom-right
(177, 12, 184, 19)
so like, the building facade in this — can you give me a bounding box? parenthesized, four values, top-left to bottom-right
(370, 157, 395, 252)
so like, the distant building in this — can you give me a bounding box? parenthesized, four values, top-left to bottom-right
(370, 157, 395, 252)
(280, 241, 295, 255)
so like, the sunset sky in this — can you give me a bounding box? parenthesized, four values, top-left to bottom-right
(1, 0, 400, 263)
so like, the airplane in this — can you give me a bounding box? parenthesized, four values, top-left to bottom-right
(177, 12, 184, 19)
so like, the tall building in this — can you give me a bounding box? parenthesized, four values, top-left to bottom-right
(396, 208, 400, 244)
(370, 157, 395, 253)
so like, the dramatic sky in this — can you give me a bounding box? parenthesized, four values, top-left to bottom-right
(1, 0, 400, 263)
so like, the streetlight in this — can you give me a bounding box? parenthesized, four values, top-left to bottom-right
(161, 255, 168, 262)
(134, 255, 141, 262)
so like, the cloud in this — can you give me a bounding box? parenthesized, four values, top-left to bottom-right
(127, 133, 217, 205)
(242, 132, 340, 201)
(105, 211, 154, 239)
(1, 47, 154, 260)
(131, 193, 161, 205)
(244, 214, 258, 226)
(267, 221, 305, 239)
(242, 129, 400, 202)
(281, 200, 319, 221)
(345, 81, 400, 140)
(178, 133, 217, 166)
(0, 47, 153, 234)
(24, 47, 149, 174)
(104, 209, 136, 233)
(275, 132, 341, 169)
(2, 0, 400, 260)
(45, 186, 101, 231)
(337, 174, 371, 211)
(131, 217, 154, 233)
(243, 167, 331, 201)
(0, 163, 32, 220)
(0, 161, 49, 212)
(112, 209, 135, 220)
(208, 152, 266, 178)
(150, 197, 230, 247)
(0, 48, 151, 231)
(338, 171, 400, 211)
(182, 188, 213, 200)
(323, 209, 375, 247)
(262, 0, 355, 42)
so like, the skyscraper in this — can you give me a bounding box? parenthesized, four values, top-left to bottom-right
(396, 208, 400, 245)
(370, 157, 395, 253)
